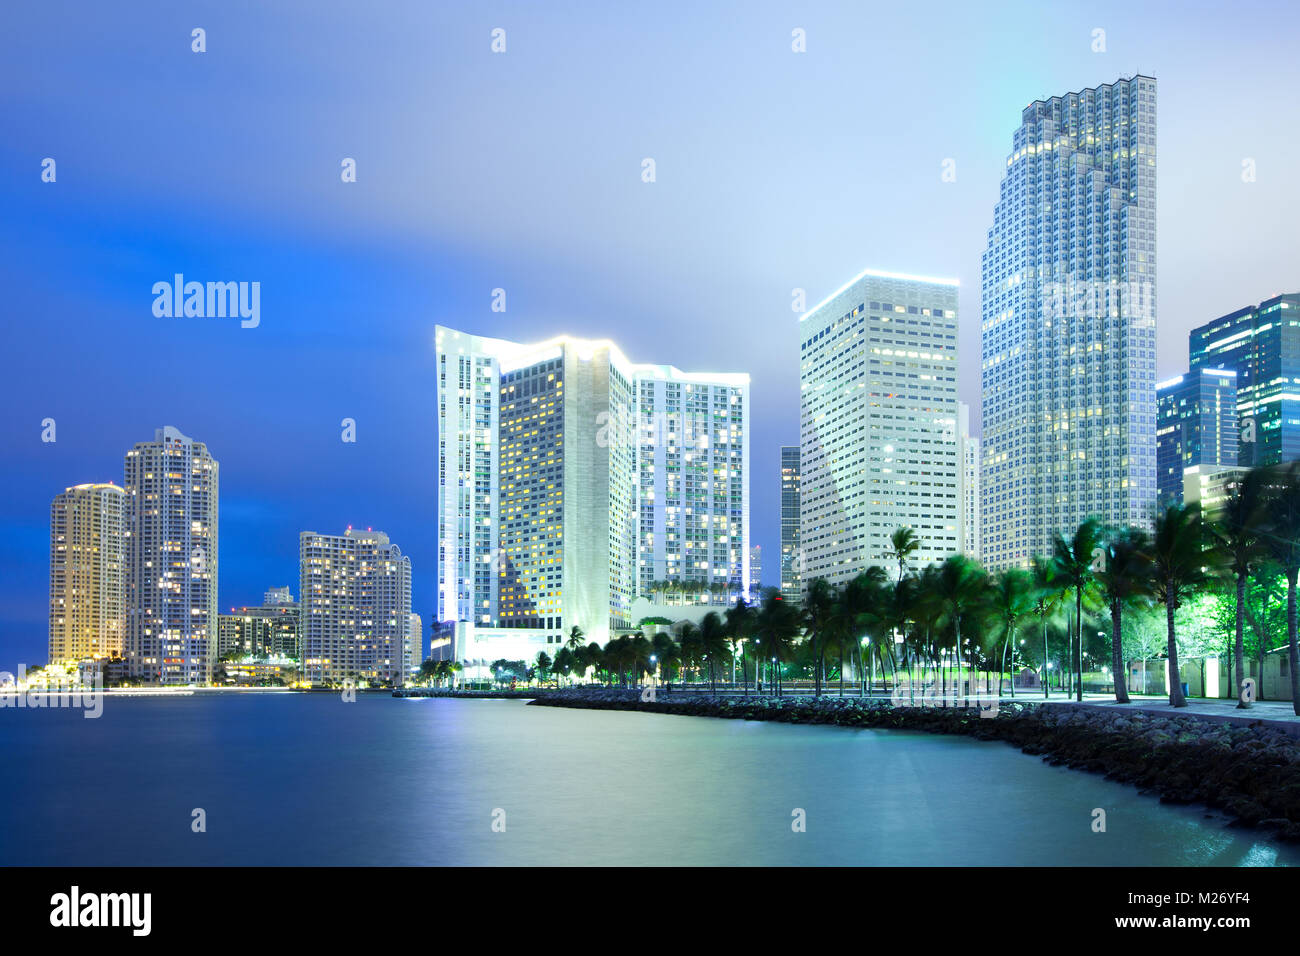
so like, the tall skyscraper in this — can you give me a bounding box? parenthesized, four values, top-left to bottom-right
(435, 326, 749, 668)
(1189, 293, 1300, 468)
(124, 426, 219, 684)
(779, 445, 801, 603)
(748, 545, 762, 600)
(981, 75, 1158, 568)
(48, 483, 126, 667)
(636, 368, 750, 604)
(299, 528, 412, 686)
(958, 404, 981, 558)
(1155, 368, 1238, 505)
(799, 268, 961, 585)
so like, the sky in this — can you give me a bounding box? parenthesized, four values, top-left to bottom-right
(2, 0, 1298, 668)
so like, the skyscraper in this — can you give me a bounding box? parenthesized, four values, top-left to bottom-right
(124, 426, 219, 684)
(1155, 368, 1238, 505)
(779, 445, 801, 604)
(748, 545, 762, 600)
(958, 404, 981, 558)
(636, 368, 750, 605)
(48, 483, 126, 667)
(1189, 293, 1300, 468)
(435, 326, 749, 668)
(981, 75, 1158, 568)
(799, 268, 961, 584)
(299, 528, 411, 686)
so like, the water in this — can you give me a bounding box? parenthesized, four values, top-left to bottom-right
(0, 693, 1292, 866)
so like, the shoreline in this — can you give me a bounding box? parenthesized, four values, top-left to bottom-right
(526, 689, 1300, 842)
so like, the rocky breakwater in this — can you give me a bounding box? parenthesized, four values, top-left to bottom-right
(530, 690, 1300, 840)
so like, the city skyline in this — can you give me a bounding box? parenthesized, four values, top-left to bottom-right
(4, 1, 1300, 668)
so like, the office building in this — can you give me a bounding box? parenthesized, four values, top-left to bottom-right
(799, 268, 961, 584)
(1189, 293, 1300, 468)
(981, 75, 1158, 568)
(1156, 369, 1238, 504)
(779, 445, 801, 603)
(958, 404, 981, 558)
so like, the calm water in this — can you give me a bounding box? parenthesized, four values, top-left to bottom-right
(0, 693, 1292, 866)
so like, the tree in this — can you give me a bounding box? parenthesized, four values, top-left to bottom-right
(1150, 502, 1220, 708)
(990, 568, 1032, 698)
(801, 578, 837, 697)
(932, 555, 990, 706)
(565, 625, 586, 653)
(1260, 462, 1300, 715)
(840, 567, 889, 696)
(651, 631, 681, 684)
(676, 622, 702, 685)
(1094, 526, 1153, 704)
(724, 598, 757, 695)
(534, 651, 553, 686)
(1208, 468, 1267, 708)
(885, 527, 920, 583)
(1029, 556, 1064, 699)
(754, 588, 798, 696)
(1052, 517, 1103, 702)
(697, 611, 731, 694)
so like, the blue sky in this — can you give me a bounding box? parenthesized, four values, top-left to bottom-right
(2, 0, 1298, 667)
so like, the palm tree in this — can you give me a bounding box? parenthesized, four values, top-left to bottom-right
(754, 588, 798, 696)
(651, 631, 680, 684)
(698, 611, 731, 694)
(1094, 526, 1153, 704)
(801, 578, 837, 697)
(1150, 502, 1219, 708)
(724, 598, 756, 694)
(1207, 468, 1267, 709)
(552, 646, 573, 687)
(840, 567, 888, 696)
(1052, 517, 1103, 702)
(1029, 556, 1064, 698)
(1260, 462, 1300, 715)
(676, 621, 702, 686)
(990, 568, 1032, 698)
(534, 651, 553, 687)
(885, 527, 921, 583)
(932, 555, 989, 706)
(565, 625, 585, 653)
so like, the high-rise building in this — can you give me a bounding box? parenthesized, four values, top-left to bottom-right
(218, 591, 299, 660)
(636, 368, 750, 606)
(1155, 368, 1238, 505)
(48, 483, 126, 667)
(407, 612, 423, 682)
(124, 426, 219, 684)
(958, 404, 981, 558)
(748, 545, 762, 600)
(779, 445, 801, 603)
(981, 75, 1158, 568)
(1189, 293, 1300, 469)
(435, 326, 749, 669)
(799, 268, 961, 585)
(299, 528, 411, 686)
